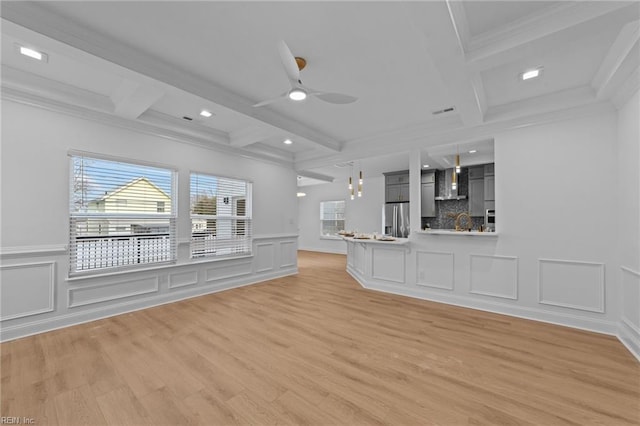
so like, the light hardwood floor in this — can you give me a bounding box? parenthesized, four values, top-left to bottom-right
(1, 251, 638, 425)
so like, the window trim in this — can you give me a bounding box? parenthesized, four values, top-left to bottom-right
(319, 199, 346, 238)
(190, 171, 253, 259)
(68, 152, 178, 276)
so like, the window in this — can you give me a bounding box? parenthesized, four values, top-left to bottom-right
(69, 154, 176, 275)
(320, 200, 345, 237)
(190, 172, 252, 258)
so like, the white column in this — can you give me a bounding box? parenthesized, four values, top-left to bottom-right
(409, 148, 422, 235)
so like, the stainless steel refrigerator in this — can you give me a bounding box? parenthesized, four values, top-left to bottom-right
(384, 202, 410, 237)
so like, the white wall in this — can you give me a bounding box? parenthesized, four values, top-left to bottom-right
(616, 90, 640, 359)
(0, 99, 299, 341)
(298, 175, 385, 254)
(344, 111, 631, 344)
(493, 110, 620, 324)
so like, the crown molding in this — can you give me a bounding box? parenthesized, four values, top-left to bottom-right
(593, 20, 640, 99)
(138, 109, 230, 146)
(466, 2, 630, 64)
(445, 0, 471, 53)
(1, 4, 343, 153)
(483, 86, 597, 124)
(1, 86, 294, 169)
(612, 68, 640, 109)
(1, 64, 114, 113)
(295, 100, 615, 171)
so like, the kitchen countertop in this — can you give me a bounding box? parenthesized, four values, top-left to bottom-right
(341, 236, 410, 245)
(415, 229, 498, 237)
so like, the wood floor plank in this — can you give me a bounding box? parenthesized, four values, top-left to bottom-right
(1, 250, 638, 425)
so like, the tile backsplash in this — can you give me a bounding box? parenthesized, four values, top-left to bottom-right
(421, 169, 484, 230)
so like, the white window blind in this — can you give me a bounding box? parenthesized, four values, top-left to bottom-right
(69, 155, 176, 275)
(190, 172, 252, 258)
(320, 200, 345, 237)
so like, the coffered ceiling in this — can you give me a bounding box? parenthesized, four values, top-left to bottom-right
(1, 1, 638, 183)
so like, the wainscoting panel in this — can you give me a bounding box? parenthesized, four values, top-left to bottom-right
(416, 251, 454, 290)
(354, 243, 366, 275)
(470, 254, 518, 300)
(621, 267, 640, 328)
(255, 243, 275, 273)
(280, 241, 296, 268)
(205, 261, 253, 282)
(168, 271, 199, 289)
(372, 247, 406, 284)
(69, 276, 159, 308)
(1, 261, 55, 321)
(538, 259, 605, 313)
(347, 243, 354, 268)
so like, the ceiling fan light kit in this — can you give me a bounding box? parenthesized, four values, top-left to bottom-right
(288, 88, 307, 101)
(253, 40, 357, 107)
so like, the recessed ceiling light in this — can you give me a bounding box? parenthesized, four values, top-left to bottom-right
(469, 150, 477, 154)
(18, 45, 47, 62)
(199, 110, 213, 118)
(296, 192, 306, 197)
(422, 164, 430, 168)
(283, 139, 293, 145)
(288, 89, 307, 101)
(521, 67, 543, 81)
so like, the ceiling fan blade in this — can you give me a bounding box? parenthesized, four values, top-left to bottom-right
(311, 92, 358, 104)
(252, 92, 287, 107)
(277, 40, 300, 84)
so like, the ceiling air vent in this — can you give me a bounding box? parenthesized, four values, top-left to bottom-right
(432, 106, 455, 115)
(334, 161, 354, 168)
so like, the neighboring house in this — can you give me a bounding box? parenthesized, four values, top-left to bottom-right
(86, 177, 171, 235)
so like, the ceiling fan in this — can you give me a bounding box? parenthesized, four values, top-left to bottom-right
(253, 40, 358, 107)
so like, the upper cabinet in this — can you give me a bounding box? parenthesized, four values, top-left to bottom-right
(421, 171, 436, 217)
(384, 171, 410, 202)
(386, 184, 410, 202)
(468, 164, 494, 216)
(469, 179, 485, 216)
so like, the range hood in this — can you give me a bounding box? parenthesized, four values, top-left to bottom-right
(435, 168, 467, 200)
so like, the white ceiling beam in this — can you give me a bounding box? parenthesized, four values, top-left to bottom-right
(229, 126, 274, 148)
(1, 64, 113, 113)
(404, 2, 484, 127)
(483, 86, 596, 124)
(295, 170, 334, 183)
(110, 79, 165, 119)
(137, 110, 229, 145)
(466, 2, 632, 67)
(243, 142, 294, 163)
(592, 20, 640, 100)
(296, 101, 614, 172)
(0, 3, 343, 153)
(445, 0, 472, 53)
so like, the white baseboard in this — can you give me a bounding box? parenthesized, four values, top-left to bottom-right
(347, 266, 618, 337)
(618, 318, 640, 363)
(0, 267, 297, 342)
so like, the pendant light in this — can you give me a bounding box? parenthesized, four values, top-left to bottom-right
(455, 146, 461, 174)
(357, 170, 363, 197)
(349, 163, 355, 200)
